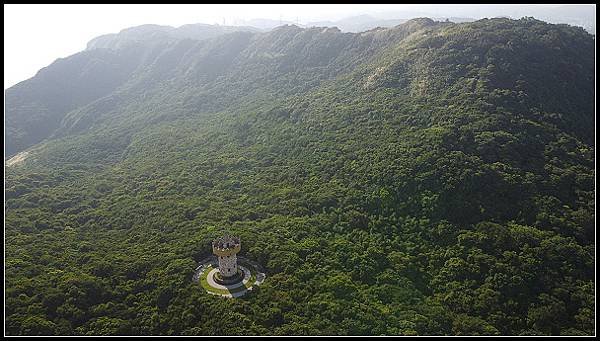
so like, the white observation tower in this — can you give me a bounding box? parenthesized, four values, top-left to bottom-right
(212, 235, 242, 284)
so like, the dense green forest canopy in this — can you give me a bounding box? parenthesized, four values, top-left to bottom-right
(4, 17, 595, 335)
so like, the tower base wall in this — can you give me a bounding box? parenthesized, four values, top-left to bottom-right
(217, 254, 238, 277)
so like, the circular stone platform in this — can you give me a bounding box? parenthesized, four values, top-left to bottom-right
(213, 269, 244, 285)
(194, 259, 266, 298)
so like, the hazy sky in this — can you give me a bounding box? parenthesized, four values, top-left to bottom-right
(3, 4, 590, 89)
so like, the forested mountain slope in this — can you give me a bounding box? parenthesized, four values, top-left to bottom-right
(5, 23, 259, 157)
(4, 17, 595, 335)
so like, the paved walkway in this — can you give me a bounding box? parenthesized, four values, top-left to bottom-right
(205, 266, 251, 290)
(193, 258, 266, 298)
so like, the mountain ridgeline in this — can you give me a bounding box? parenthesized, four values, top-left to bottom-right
(5, 18, 595, 335)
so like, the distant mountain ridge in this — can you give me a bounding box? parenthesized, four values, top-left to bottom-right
(6, 18, 442, 157)
(86, 23, 260, 50)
